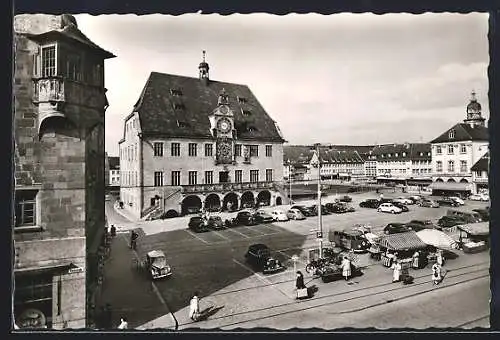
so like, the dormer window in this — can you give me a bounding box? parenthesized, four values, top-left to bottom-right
(388, 154, 391, 158)
(242, 110, 252, 116)
(237, 96, 248, 104)
(449, 129, 455, 139)
(170, 88, 183, 96)
(395, 153, 398, 157)
(248, 126, 258, 133)
(420, 152, 423, 156)
(402, 152, 406, 157)
(174, 103, 185, 110)
(176, 120, 189, 128)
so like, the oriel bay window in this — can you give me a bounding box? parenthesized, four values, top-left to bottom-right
(41, 45, 56, 77)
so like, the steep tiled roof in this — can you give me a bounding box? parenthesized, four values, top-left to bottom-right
(283, 145, 370, 165)
(430, 123, 488, 144)
(108, 156, 120, 170)
(283, 145, 314, 165)
(372, 143, 431, 161)
(471, 151, 489, 172)
(319, 149, 364, 164)
(133, 72, 285, 142)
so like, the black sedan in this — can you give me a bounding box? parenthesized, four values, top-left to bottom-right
(338, 195, 352, 203)
(308, 205, 331, 216)
(291, 205, 314, 217)
(436, 197, 460, 207)
(437, 215, 467, 229)
(383, 222, 412, 235)
(359, 199, 381, 209)
(405, 221, 434, 232)
(231, 211, 257, 226)
(391, 202, 409, 212)
(326, 202, 355, 214)
(245, 244, 285, 274)
(188, 216, 209, 233)
(253, 210, 274, 224)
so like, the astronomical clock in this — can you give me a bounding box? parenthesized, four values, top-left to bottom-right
(210, 89, 235, 164)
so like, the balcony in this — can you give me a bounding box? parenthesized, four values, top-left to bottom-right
(433, 172, 472, 178)
(180, 181, 274, 194)
(473, 177, 488, 184)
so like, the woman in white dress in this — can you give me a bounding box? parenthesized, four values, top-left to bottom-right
(342, 257, 351, 281)
(392, 260, 402, 283)
(432, 263, 442, 285)
(189, 292, 200, 321)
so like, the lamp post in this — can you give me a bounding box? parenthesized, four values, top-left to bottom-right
(313, 143, 323, 259)
(288, 162, 293, 204)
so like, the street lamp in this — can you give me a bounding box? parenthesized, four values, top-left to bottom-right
(288, 161, 293, 204)
(312, 143, 323, 258)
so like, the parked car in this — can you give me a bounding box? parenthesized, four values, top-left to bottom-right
(419, 198, 439, 208)
(253, 210, 274, 224)
(469, 193, 489, 201)
(338, 195, 352, 203)
(232, 210, 257, 226)
(393, 197, 413, 205)
(331, 229, 371, 253)
(245, 244, 285, 274)
(270, 209, 289, 222)
(449, 196, 465, 206)
(383, 223, 411, 235)
(446, 209, 482, 223)
(105, 194, 112, 202)
(327, 202, 355, 214)
(437, 215, 467, 229)
(286, 209, 306, 220)
(206, 216, 225, 230)
(472, 208, 490, 222)
(359, 199, 381, 209)
(436, 197, 460, 207)
(405, 221, 434, 232)
(291, 205, 314, 217)
(377, 203, 402, 214)
(188, 216, 209, 233)
(308, 204, 331, 216)
(391, 202, 409, 212)
(408, 195, 423, 204)
(409, 219, 435, 228)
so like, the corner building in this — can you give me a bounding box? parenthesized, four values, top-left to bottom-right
(119, 54, 287, 219)
(13, 14, 114, 329)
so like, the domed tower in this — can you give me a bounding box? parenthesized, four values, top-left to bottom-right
(199, 50, 210, 85)
(464, 90, 486, 127)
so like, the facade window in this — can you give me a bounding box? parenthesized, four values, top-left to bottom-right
(449, 129, 455, 139)
(171, 143, 180, 157)
(171, 171, 181, 186)
(266, 169, 273, 182)
(235, 170, 243, 183)
(448, 160, 455, 173)
(15, 190, 37, 228)
(460, 160, 467, 173)
(154, 171, 163, 187)
(188, 143, 197, 157)
(204, 144, 213, 157)
(436, 161, 443, 172)
(250, 170, 259, 183)
(249, 145, 259, 157)
(460, 144, 467, 154)
(170, 88, 183, 96)
(153, 142, 163, 157)
(204, 171, 213, 184)
(436, 146, 442, 155)
(188, 171, 197, 185)
(242, 110, 252, 116)
(237, 96, 247, 104)
(265, 145, 272, 157)
(447, 144, 454, 154)
(234, 144, 242, 157)
(41, 45, 56, 77)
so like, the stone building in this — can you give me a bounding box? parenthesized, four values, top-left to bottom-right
(108, 156, 120, 187)
(429, 91, 489, 196)
(119, 52, 286, 219)
(13, 14, 114, 329)
(372, 143, 432, 186)
(471, 151, 489, 195)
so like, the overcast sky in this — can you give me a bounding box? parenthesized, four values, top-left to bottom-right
(74, 13, 489, 156)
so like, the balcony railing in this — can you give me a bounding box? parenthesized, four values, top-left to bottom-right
(433, 172, 472, 177)
(33, 77, 107, 110)
(180, 181, 274, 194)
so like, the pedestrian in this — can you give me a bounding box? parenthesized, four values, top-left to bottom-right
(296, 271, 306, 290)
(130, 230, 138, 250)
(110, 224, 116, 237)
(436, 249, 444, 267)
(432, 263, 442, 285)
(117, 316, 128, 329)
(392, 260, 402, 283)
(412, 251, 420, 269)
(189, 292, 200, 321)
(342, 256, 351, 281)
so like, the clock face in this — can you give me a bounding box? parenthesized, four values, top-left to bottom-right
(219, 106, 229, 114)
(217, 118, 232, 133)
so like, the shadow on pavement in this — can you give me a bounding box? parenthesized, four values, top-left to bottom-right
(198, 305, 225, 321)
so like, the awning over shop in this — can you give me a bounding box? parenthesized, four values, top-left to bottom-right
(14, 262, 81, 277)
(378, 231, 428, 251)
(428, 182, 472, 191)
(457, 222, 489, 236)
(416, 229, 458, 250)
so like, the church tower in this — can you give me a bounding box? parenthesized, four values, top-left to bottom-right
(464, 90, 486, 127)
(199, 50, 210, 85)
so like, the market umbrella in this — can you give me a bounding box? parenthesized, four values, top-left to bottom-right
(416, 229, 458, 250)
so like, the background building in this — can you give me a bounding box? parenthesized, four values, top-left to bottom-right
(108, 156, 120, 186)
(13, 14, 114, 329)
(471, 151, 489, 195)
(429, 91, 489, 196)
(119, 53, 286, 220)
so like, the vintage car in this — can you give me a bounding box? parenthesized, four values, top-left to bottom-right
(393, 197, 413, 205)
(457, 223, 489, 253)
(290, 205, 314, 217)
(472, 208, 489, 222)
(286, 208, 306, 220)
(436, 197, 460, 207)
(377, 203, 402, 214)
(308, 205, 331, 216)
(437, 215, 467, 229)
(469, 193, 489, 202)
(230, 210, 258, 226)
(359, 199, 381, 209)
(383, 222, 411, 235)
(206, 216, 225, 230)
(326, 202, 355, 214)
(419, 198, 440, 208)
(391, 202, 409, 212)
(338, 195, 353, 203)
(188, 216, 209, 233)
(146, 250, 172, 280)
(270, 209, 289, 222)
(253, 210, 274, 224)
(330, 229, 371, 253)
(245, 244, 285, 274)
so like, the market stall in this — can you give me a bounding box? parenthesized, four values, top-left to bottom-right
(377, 231, 428, 268)
(457, 222, 489, 253)
(416, 229, 458, 250)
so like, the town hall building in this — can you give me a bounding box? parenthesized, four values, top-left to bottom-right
(119, 52, 287, 219)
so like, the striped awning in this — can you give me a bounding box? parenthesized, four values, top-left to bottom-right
(457, 222, 489, 236)
(428, 182, 471, 191)
(378, 231, 428, 251)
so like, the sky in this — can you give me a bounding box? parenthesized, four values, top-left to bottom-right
(73, 13, 490, 156)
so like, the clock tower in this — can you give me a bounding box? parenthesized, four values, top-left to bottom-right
(209, 88, 235, 164)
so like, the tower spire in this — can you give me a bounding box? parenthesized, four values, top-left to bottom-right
(199, 50, 210, 84)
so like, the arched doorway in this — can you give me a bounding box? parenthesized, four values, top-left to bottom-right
(276, 197, 283, 206)
(204, 193, 221, 212)
(447, 178, 456, 183)
(257, 190, 271, 207)
(240, 191, 255, 209)
(435, 178, 444, 183)
(460, 179, 469, 183)
(223, 192, 239, 212)
(181, 195, 202, 215)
